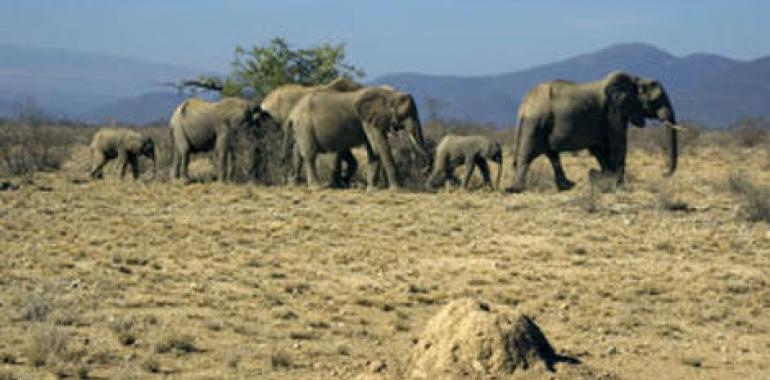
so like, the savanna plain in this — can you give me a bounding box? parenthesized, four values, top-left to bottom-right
(0, 125, 769, 379)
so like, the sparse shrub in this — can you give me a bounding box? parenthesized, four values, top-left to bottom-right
(525, 162, 553, 192)
(727, 172, 770, 222)
(154, 330, 199, 355)
(269, 348, 293, 369)
(18, 283, 80, 326)
(20, 288, 55, 322)
(239, 124, 287, 185)
(24, 323, 69, 367)
(655, 184, 691, 212)
(727, 117, 769, 148)
(629, 122, 702, 153)
(571, 182, 600, 213)
(109, 315, 138, 346)
(0, 123, 75, 175)
(140, 355, 161, 374)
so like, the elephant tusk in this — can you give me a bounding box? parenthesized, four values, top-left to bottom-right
(663, 121, 685, 131)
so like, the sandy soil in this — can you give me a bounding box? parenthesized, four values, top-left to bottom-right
(1, 145, 768, 379)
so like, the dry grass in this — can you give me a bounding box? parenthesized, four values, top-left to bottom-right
(0, 125, 768, 379)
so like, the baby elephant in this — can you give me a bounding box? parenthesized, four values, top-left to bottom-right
(89, 128, 156, 180)
(426, 134, 503, 190)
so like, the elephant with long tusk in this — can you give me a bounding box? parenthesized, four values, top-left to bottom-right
(425, 134, 503, 191)
(506, 71, 680, 193)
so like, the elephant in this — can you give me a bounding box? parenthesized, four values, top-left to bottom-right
(169, 97, 276, 182)
(89, 128, 156, 180)
(261, 77, 364, 187)
(287, 86, 428, 191)
(425, 134, 503, 191)
(505, 71, 679, 193)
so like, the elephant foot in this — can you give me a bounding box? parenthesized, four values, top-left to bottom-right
(504, 180, 526, 194)
(307, 182, 329, 191)
(388, 185, 403, 193)
(556, 178, 576, 191)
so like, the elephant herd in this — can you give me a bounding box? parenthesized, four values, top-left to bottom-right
(88, 71, 680, 193)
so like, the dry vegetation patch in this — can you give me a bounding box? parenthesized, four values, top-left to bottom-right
(0, 124, 768, 379)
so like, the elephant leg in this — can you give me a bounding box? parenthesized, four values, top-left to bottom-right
(117, 150, 129, 180)
(331, 153, 344, 188)
(606, 132, 628, 185)
(227, 149, 237, 182)
(363, 142, 381, 191)
(215, 136, 229, 183)
(129, 154, 140, 180)
(297, 140, 322, 189)
(461, 155, 476, 190)
(90, 151, 107, 179)
(170, 148, 178, 180)
(334, 150, 357, 188)
(507, 121, 542, 193)
(425, 156, 446, 189)
(545, 151, 574, 191)
(589, 147, 612, 173)
(181, 151, 191, 181)
(363, 125, 400, 191)
(476, 157, 493, 190)
(291, 145, 304, 186)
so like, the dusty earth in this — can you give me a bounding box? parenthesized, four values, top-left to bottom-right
(0, 143, 769, 379)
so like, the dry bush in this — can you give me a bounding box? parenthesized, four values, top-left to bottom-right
(726, 117, 769, 148)
(153, 326, 199, 355)
(727, 172, 770, 223)
(628, 122, 702, 153)
(238, 125, 287, 184)
(0, 123, 78, 175)
(24, 323, 70, 368)
(17, 283, 81, 326)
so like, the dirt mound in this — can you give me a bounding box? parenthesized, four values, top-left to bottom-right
(408, 298, 599, 380)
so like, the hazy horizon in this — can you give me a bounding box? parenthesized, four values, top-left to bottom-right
(2, 1, 770, 78)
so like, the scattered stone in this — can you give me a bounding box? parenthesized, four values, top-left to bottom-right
(0, 181, 19, 191)
(681, 356, 704, 368)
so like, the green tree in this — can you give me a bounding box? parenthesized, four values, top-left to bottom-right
(182, 37, 364, 99)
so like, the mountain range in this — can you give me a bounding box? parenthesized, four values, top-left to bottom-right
(0, 43, 768, 126)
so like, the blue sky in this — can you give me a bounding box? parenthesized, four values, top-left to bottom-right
(1, 1, 769, 77)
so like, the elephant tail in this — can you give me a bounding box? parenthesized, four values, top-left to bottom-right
(512, 115, 525, 171)
(281, 119, 295, 164)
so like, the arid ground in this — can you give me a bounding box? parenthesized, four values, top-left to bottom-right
(1, 138, 769, 379)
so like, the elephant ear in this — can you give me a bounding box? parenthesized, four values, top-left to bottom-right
(355, 89, 393, 132)
(604, 72, 644, 127)
(391, 93, 417, 128)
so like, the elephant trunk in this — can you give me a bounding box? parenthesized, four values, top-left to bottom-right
(495, 157, 503, 191)
(149, 147, 157, 180)
(404, 117, 429, 161)
(658, 106, 678, 176)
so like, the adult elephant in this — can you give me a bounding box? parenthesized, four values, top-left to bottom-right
(261, 78, 364, 187)
(89, 128, 156, 180)
(506, 71, 679, 193)
(169, 97, 276, 182)
(288, 86, 428, 191)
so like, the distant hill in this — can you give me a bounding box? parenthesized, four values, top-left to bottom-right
(1, 43, 768, 126)
(371, 43, 764, 127)
(0, 44, 202, 119)
(84, 92, 189, 125)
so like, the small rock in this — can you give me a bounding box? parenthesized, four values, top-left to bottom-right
(368, 360, 387, 373)
(607, 346, 618, 355)
(681, 356, 704, 368)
